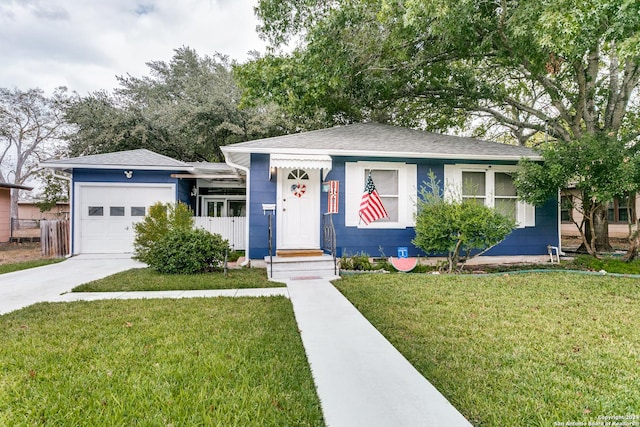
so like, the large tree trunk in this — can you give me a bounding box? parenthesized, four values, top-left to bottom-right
(578, 203, 612, 253)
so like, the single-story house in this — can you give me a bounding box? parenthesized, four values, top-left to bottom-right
(221, 123, 558, 269)
(41, 123, 559, 275)
(40, 149, 245, 254)
(18, 201, 70, 221)
(560, 189, 638, 239)
(1, 182, 33, 243)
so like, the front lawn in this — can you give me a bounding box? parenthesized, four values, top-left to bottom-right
(73, 267, 277, 292)
(0, 298, 324, 426)
(335, 273, 640, 426)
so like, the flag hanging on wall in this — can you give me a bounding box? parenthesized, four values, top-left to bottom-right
(359, 172, 389, 225)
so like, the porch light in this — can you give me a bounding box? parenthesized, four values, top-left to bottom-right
(269, 166, 277, 180)
(190, 186, 198, 197)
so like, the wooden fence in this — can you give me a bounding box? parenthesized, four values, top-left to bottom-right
(41, 220, 70, 257)
(193, 216, 246, 251)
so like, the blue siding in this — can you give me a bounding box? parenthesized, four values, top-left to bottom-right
(177, 179, 196, 211)
(325, 157, 447, 258)
(248, 156, 559, 258)
(73, 169, 181, 185)
(248, 154, 277, 259)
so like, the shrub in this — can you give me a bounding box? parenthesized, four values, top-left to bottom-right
(146, 228, 230, 274)
(413, 172, 516, 272)
(133, 202, 194, 263)
(340, 253, 373, 271)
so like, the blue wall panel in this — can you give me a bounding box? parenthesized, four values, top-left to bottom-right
(248, 154, 277, 259)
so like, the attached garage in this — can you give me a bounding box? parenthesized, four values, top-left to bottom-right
(40, 149, 247, 256)
(40, 149, 194, 255)
(75, 183, 175, 253)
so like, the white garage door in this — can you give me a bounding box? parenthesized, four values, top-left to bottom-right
(76, 184, 176, 254)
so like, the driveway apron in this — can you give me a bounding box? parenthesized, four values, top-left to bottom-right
(0, 254, 143, 315)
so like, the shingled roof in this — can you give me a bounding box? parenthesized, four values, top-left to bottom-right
(40, 149, 192, 171)
(222, 123, 540, 169)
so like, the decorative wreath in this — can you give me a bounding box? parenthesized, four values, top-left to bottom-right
(291, 183, 307, 198)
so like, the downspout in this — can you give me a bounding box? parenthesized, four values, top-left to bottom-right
(557, 188, 563, 255)
(223, 155, 251, 266)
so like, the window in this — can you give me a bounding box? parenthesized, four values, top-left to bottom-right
(88, 206, 103, 216)
(608, 195, 635, 224)
(202, 198, 246, 217)
(444, 164, 535, 228)
(288, 169, 309, 180)
(462, 171, 486, 205)
(345, 161, 417, 228)
(110, 207, 125, 216)
(365, 169, 399, 222)
(494, 172, 517, 220)
(131, 207, 146, 217)
(560, 195, 573, 223)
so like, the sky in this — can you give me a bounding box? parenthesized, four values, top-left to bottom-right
(0, 0, 267, 95)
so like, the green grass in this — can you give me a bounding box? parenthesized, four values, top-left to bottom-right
(335, 273, 640, 426)
(572, 254, 640, 274)
(73, 267, 278, 292)
(0, 298, 324, 426)
(0, 258, 63, 275)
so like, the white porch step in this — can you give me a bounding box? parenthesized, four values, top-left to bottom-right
(264, 254, 339, 281)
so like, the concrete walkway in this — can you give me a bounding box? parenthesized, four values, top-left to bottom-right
(51, 287, 288, 303)
(286, 278, 472, 427)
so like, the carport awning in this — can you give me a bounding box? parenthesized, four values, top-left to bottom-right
(269, 154, 332, 180)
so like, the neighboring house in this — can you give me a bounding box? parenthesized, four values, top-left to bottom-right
(221, 122, 559, 265)
(560, 189, 639, 239)
(18, 201, 70, 220)
(40, 149, 245, 254)
(0, 183, 33, 243)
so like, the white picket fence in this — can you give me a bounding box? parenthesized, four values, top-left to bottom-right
(193, 216, 246, 250)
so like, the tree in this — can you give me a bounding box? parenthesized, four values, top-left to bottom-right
(34, 171, 69, 212)
(0, 87, 71, 219)
(67, 47, 293, 161)
(249, 0, 640, 247)
(514, 133, 640, 257)
(413, 173, 516, 272)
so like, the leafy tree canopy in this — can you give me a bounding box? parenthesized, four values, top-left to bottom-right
(67, 47, 293, 161)
(515, 133, 640, 255)
(248, 0, 640, 143)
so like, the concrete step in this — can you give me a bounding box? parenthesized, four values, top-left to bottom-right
(265, 254, 339, 281)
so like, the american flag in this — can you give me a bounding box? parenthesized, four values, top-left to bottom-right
(359, 172, 389, 225)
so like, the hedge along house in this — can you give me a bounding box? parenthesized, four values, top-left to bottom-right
(222, 123, 559, 278)
(40, 149, 245, 255)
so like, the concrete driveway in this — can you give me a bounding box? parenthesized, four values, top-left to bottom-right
(0, 254, 144, 315)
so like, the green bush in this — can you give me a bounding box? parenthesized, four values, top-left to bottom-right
(146, 228, 230, 274)
(340, 253, 373, 271)
(133, 202, 194, 263)
(413, 172, 516, 272)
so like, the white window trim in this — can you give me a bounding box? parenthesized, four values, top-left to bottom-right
(345, 161, 417, 229)
(444, 164, 535, 228)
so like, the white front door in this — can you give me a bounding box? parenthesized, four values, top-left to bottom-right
(277, 168, 320, 249)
